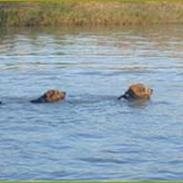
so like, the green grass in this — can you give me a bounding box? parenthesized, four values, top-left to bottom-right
(0, 0, 183, 2)
(0, 0, 183, 26)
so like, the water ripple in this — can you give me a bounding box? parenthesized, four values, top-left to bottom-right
(0, 25, 183, 180)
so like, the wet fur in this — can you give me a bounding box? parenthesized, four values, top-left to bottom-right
(118, 83, 153, 101)
(31, 90, 66, 103)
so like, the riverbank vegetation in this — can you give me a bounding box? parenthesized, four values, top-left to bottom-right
(0, 0, 182, 27)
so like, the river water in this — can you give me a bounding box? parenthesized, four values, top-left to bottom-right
(0, 25, 183, 180)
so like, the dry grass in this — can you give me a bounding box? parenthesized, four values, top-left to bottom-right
(0, 0, 183, 26)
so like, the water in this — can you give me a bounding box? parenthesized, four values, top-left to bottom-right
(0, 25, 183, 180)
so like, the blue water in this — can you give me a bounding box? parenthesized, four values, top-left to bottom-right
(0, 25, 183, 180)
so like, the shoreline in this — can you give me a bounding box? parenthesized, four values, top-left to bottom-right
(0, 0, 182, 27)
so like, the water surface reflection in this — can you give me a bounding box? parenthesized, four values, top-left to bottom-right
(0, 25, 183, 180)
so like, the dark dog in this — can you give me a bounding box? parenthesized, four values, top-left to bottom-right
(31, 89, 66, 103)
(118, 83, 153, 101)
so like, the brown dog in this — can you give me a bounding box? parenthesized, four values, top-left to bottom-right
(118, 83, 153, 100)
(31, 89, 66, 103)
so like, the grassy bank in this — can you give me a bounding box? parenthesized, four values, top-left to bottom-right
(0, 0, 183, 27)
